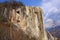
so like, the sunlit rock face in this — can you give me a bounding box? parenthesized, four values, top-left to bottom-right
(0, 1, 56, 40)
(3, 6, 55, 40)
(9, 6, 42, 40)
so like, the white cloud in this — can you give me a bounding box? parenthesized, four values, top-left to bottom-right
(41, 0, 60, 19)
(42, 2, 59, 14)
(41, 2, 53, 13)
(46, 19, 53, 23)
(44, 19, 60, 28)
(51, 0, 60, 7)
(41, 0, 60, 28)
(42, 0, 60, 6)
(41, 2, 53, 19)
(44, 19, 56, 28)
(48, 7, 58, 13)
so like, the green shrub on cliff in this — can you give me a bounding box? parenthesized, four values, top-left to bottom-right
(0, 15, 7, 22)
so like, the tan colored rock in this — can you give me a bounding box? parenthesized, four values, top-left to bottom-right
(2, 6, 55, 40)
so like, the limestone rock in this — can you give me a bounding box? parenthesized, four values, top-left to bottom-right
(0, 4, 55, 40)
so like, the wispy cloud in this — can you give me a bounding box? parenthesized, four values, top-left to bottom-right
(41, 0, 59, 18)
(44, 19, 56, 28)
(41, 0, 60, 28)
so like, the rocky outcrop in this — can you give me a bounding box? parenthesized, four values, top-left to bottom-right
(0, 2, 55, 40)
(4, 6, 44, 40)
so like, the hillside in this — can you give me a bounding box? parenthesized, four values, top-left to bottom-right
(46, 26, 60, 38)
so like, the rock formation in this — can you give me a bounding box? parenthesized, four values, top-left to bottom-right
(0, 1, 55, 40)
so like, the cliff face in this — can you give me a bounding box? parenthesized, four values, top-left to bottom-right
(7, 6, 44, 40)
(0, 6, 55, 40)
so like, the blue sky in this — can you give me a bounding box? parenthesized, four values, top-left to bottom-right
(0, 0, 42, 6)
(18, 0, 42, 6)
(0, 0, 60, 28)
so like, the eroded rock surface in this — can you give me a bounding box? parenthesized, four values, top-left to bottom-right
(0, 5, 55, 40)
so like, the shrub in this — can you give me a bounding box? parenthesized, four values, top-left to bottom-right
(0, 15, 7, 22)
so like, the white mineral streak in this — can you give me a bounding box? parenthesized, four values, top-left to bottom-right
(25, 7, 40, 39)
(4, 8, 7, 17)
